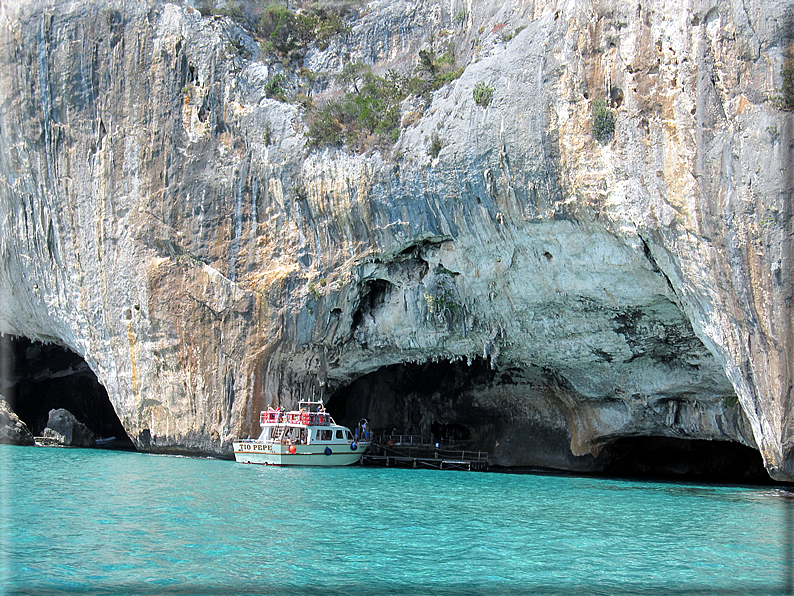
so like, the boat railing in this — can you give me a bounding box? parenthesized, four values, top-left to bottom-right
(259, 409, 330, 426)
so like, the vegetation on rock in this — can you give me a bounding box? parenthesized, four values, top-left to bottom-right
(427, 133, 443, 158)
(198, 0, 352, 60)
(264, 73, 288, 101)
(412, 50, 465, 96)
(777, 62, 794, 111)
(306, 66, 407, 151)
(502, 25, 526, 42)
(306, 49, 465, 152)
(423, 266, 462, 325)
(591, 97, 615, 144)
(473, 81, 494, 107)
(200, 2, 467, 153)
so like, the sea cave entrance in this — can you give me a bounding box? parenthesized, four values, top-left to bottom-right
(599, 436, 770, 483)
(325, 357, 771, 482)
(0, 335, 135, 449)
(325, 357, 497, 447)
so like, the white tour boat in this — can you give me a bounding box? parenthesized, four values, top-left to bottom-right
(233, 400, 369, 466)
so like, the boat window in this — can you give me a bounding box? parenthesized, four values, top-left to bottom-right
(335, 430, 344, 439)
(318, 429, 332, 441)
(346, 430, 353, 440)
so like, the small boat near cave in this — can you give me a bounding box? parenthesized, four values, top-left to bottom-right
(233, 400, 369, 466)
(95, 436, 117, 448)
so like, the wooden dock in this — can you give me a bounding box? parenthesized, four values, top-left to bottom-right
(361, 446, 489, 472)
(362, 455, 488, 471)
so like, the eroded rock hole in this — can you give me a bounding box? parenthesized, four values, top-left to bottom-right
(0, 335, 135, 449)
(352, 279, 394, 333)
(610, 85, 624, 108)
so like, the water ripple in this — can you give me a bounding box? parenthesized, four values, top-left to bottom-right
(1, 446, 791, 595)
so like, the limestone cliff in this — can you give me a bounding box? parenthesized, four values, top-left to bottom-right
(0, 0, 791, 477)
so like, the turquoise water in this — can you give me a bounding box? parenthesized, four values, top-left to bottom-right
(1, 445, 792, 595)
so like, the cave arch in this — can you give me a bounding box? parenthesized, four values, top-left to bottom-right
(0, 335, 134, 448)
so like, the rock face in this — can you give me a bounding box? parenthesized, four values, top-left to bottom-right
(0, 0, 791, 476)
(42, 408, 96, 447)
(0, 397, 35, 445)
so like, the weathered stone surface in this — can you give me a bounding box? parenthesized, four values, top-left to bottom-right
(0, 397, 35, 445)
(0, 0, 791, 477)
(42, 409, 96, 447)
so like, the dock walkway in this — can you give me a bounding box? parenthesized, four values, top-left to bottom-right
(361, 443, 489, 472)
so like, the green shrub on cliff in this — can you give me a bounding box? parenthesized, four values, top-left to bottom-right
(473, 81, 494, 107)
(591, 97, 615, 144)
(257, 3, 317, 55)
(264, 74, 288, 101)
(411, 50, 464, 97)
(199, 1, 350, 60)
(306, 48, 465, 152)
(427, 133, 443, 158)
(778, 63, 794, 111)
(306, 67, 405, 150)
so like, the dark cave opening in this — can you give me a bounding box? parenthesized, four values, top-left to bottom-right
(325, 357, 497, 442)
(599, 436, 770, 483)
(0, 335, 135, 449)
(326, 358, 773, 482)
(430, 421, 471, 444)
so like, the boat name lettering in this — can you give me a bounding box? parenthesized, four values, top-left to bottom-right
(239, 443, 271, 451)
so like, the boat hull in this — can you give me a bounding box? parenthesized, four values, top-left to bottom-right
(233, 440, 368, 466)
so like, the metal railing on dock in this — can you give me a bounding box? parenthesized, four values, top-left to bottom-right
(362, 440, 489, 472)
(375, 434, 424, 446)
